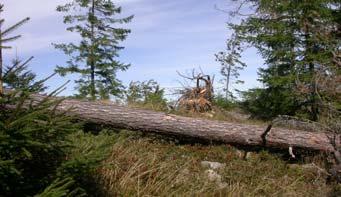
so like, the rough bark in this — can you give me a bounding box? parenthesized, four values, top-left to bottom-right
(30, 93, 340, 152)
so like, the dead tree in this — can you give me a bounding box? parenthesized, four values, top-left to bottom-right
(6, 91, 337, 153)
(5, 88, 341, 182)
(176, 69, 214, 112)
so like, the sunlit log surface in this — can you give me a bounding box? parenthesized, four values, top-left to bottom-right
(28, 93, 340, 152)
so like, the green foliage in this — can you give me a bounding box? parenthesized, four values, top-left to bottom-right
(56, 130, 117, 195)
(0, 4, 29, 49)
(0, 96, 118, 196)
(228, 0, 340, 120)
(216, 33, 246, 100)
(240, 88, 299, 120)
(1, 62, 95, 196)
(0, 90, 77, 196)
(54, 0, 133, 100)
(0, 89, 114, 196)
(0, 4, 30, 94)
(3, 56, 48, 92)
(213, 94, 238, 110)
(126, 80, 168, 111)
(35, 178, 85, 197)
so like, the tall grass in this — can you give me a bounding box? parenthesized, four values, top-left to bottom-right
(70, 130, 334, 196)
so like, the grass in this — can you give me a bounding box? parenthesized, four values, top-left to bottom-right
(68, 130, 339, 196)
(76, 100, 341, 196)
(69, 100, 339, 196)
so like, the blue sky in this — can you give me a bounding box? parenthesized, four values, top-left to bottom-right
(2, 0, 263, 98)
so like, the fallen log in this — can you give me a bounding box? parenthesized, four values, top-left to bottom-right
(29, 93, 339, 152)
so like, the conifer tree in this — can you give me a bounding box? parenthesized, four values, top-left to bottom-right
(54, 0, 133, 100)
(0, 4, 110, 196)
(126, 80, 167, 105)
(0, 77, 78, 196)
(216, 33, 246, 101)
(3, 56, 50, 92)
(228, 0, 340, 120)
(0, 4, 30, 95)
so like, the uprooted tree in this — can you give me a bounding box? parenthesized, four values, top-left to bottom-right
(176, 69, 214, 112)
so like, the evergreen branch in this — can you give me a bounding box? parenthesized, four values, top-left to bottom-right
(48, 80, 70, 97)
(1, 35, 21, 43)
(31, 72, 57, 89)
(0, 45, 12, 49)
(3, 56, 34, 79)
(1, 17, 30, 36)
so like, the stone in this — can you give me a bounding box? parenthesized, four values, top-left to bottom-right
(201, 161, 226, 170)
(205, 169, 228, 189)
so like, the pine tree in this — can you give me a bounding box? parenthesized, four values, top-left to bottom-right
(54, 0, 133, 100)
(0, 4, 30, 95)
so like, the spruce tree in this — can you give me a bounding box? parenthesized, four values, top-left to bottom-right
(228, 0, 340, 120)
(3, 56, 50, 92)
(0, 77, 78, 196)
(0, 4, 30, 95)
(54, 0, 133, 100)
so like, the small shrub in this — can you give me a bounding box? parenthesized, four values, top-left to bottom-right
(56, 130, 118, 196)
(0, 90, 78, 196)
(126, 80, 168, 111)
(213, 94, 238, 110)
(240, 88, 299, 120)
(35, 178, 86, 197)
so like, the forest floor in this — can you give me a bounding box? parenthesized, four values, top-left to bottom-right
(69, 129, 341, 196)
(62, 101, 341, 196)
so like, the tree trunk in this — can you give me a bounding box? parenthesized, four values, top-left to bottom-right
(303, 20, 319, 121)
(309, 62, 319, 121)
(27, 93, 340, 153)
(226, 64, 231, 101)
(89, 0, 96, 100)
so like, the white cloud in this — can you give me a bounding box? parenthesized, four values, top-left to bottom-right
(3, 33, 78, 56)
(1, 0, 263, 95)
(2, 0, 69, 24)
(1, 0, 140, 24)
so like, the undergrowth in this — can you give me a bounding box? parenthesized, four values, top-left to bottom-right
(66, 130, 339, 197)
